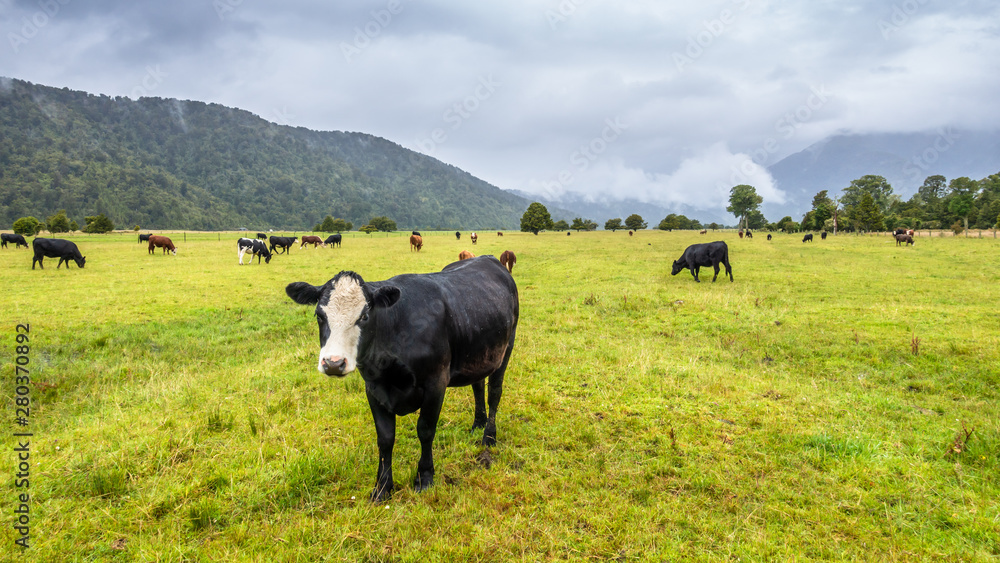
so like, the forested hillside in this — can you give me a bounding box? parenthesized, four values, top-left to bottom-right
(0, 78, 530, 230)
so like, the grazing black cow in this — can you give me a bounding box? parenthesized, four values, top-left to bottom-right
(766, 233, 772, 241)
(285, 256, 519, 502)
(238, 237, 272, 264)
(670, 241, 732, 283)
(802, 234, 814, 243)
(138, 233, 152, 244)
(412, 231, 421, 237)
(2, 233, 28, 249)
(32, 238, 86, 269)
(269, 236, 297, 254)
(745, 230, 753, 239)
(821, 231, 828, 240)
(455, 231, 461, 240)
(256, 232, 267, 240)
(324, 234, 342, 248)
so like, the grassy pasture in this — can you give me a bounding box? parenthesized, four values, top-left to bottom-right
(1, 229, 998, 561)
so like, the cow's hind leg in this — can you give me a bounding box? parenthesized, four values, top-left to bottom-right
(712, 262, 720, 282)
(471, 379, 487, 431)
(482, 340, 514, 447)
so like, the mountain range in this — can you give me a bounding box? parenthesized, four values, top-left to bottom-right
(2, 78, 998, 230)
(763, 129, 1000, 220)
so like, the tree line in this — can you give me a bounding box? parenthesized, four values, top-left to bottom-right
(727, 172, 1000, 234)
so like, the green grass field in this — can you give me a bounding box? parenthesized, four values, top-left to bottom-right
(2, 229, 998, 561)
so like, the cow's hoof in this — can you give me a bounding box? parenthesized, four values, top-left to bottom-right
(370, 484, 393, 503)
(470, 417, 487, 432)
(482, 433, 497, 447)
(413, 472, 434, 492)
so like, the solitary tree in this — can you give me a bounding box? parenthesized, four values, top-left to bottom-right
(842, 175, 893, 215)
(947, 176, 978, 236)
(809, 190, 834, 230)
(658, 215, 678, 231)
(726, 185, 763, 230)
(83, 214, 115, 234)
(520, 202, 553, 235)
(852, 193, 884, 233)
(315, 215, 337, 232)
(46, 210, 71, 233)
(624, 214, 647, 230)
(12, 216, 43, 236)
(368, 216, 397, 232)
(604, 218, 623, 231)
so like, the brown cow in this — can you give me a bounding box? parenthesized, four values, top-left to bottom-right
(628, 231, 633, 236)
(499, 250, 516, 274)
(497, 232, 503, 237)
(470, 233, 478, 245)
(148, 235, 177, 255)
(458, 250, 475, 260)
(895, 234, 914, 246)
(700, 229, 707, 234)
(410, 234, 423, 251)
(300, 235, 324, 248)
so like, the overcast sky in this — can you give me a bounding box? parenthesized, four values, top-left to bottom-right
(3, 0, 999, 214)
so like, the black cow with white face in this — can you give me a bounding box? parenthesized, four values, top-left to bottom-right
(671, 241, 732, 282)
(32, 238, 86, 269)
(269, 236, 297, 254)
(2, 233, 28, 249)
(323, 234, 342, 248)
(238, 237, 272, 264)
(285, 255, 519, 502)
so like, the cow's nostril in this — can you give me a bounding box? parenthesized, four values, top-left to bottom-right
(322, 357, 348, 375)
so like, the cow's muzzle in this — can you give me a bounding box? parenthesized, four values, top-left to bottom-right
(321, 357, 350, 377)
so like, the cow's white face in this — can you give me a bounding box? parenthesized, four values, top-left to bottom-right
(315, 275, 368, 376)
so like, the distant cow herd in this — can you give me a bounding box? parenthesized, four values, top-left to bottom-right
(5, 227, 922, 278)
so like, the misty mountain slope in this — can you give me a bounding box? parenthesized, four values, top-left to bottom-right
(0, 78, 530, 230)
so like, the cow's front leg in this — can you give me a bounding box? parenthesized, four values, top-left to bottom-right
(414, 391, 447, 492)
(470, 379, 487, 431)
(366, 393, 396, 503)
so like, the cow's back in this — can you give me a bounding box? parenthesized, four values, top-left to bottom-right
(363, 256, 518, 386)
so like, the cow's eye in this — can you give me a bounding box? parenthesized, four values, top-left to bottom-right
(359, 312, 369, 323)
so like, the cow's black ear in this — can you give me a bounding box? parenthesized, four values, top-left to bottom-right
(371, 286, 401, 309)
(286, 282, 323, 305)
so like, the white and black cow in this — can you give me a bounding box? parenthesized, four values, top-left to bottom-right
(2, 233, 29, 249)
(32, 238, 86, 269)
(671, 241, 732, 282)
(285, 255, 519, 502)
(238, 237, 272, 264)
